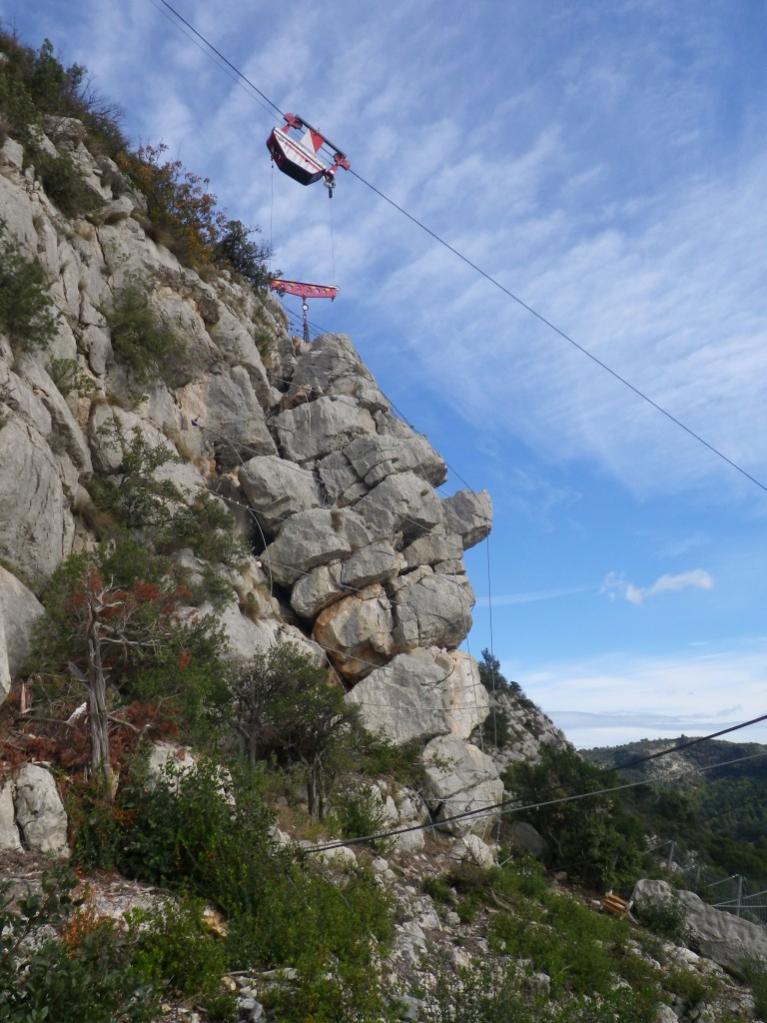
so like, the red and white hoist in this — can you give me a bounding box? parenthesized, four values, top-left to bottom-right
(269, 279, 337, 343)
(266, 113, 350, 197)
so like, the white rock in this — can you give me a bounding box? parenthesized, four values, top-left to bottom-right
(423, 736, 503, 835)
(0, 780, 22, 850)
(312, 583, 394, 679)
(354, 471, 441, 540)
(451, 833, 496, 869)
(262, 508, 372, 587)
(0, 565, 44, 676)
(14, 764, 69, 856)
(440, 489, 493, 549)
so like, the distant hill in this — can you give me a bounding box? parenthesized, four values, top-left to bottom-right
(584, 737, 767, 881)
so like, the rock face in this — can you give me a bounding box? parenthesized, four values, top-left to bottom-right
(423, 736, 503, 835)
(633, 879, 767, 978)
(0, 119, 508, 825)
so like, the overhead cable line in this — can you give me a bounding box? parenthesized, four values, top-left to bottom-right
(154, 0, 767, 496)
(302, 741, 767, 854)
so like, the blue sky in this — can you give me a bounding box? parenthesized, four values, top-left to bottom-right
(5, 0, 767, 747)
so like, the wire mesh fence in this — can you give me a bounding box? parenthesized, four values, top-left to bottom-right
(649, 839, 767, 928)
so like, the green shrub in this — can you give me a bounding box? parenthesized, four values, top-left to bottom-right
(504, 745, 644, 890)
(31, 146, 103, 216)
(357, 732, 425, 788)
(331, 784, 391, 853)
(0, 34, 127, 156)
(87, 427, 181, 530)
(111, 760, 393, 1023)
(0, 221, 57, 348)
(228, 644, 359, 818)
(129, 897, 230, 1003)
(49, 357, 96, 396)
(104, 279, 184, 387)
(160, 492, 248, 568)
(634, 893, 688, 943)
(740, 957, 767, 1018)
(213, 219, 271, 288)
(0, 865, 157, 1023)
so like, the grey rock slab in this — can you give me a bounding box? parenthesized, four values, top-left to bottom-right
(16, 356, 92, 472)
(441, 489, 493, 550)
(239, 455, 321, 532)
(0, 565, 44, 675)
(391, 567, 474, 650)
(290, 564, 344, 620)
(0, 418, 74, 587)
(354, 471, 442, 540)
(344, 434, 446, 488)
(263, 508, 372, 587)
(0, 781, 21, 850)
(273, 395, 376, 463)
(632, 879, 767, 978)
(423, 735, 503, 835)
(345, 649, 453, 744)
(286, 333, 388, 412)
(290, 541, 405, 618)
(175, 366, 277, 467)
(14, 764, 69, 856)
(312, 583, 394, 679)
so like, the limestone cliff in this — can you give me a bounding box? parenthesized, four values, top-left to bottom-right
(0, 115, 519, 831)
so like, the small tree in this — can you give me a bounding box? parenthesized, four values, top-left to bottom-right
(56, 566, 188, 792)
(230, 644, 358, 818)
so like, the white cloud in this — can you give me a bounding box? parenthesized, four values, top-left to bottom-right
(511, 640, 767, 748)
(601, 569, 713, 605)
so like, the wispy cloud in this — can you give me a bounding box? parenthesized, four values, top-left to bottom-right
(476, 584, 592, 608)
(601, 568, 713, 605)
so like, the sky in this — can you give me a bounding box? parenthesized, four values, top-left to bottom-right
(4, 0, 767, 748)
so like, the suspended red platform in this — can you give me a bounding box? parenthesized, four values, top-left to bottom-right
(267, 113, 350, 196)
(270, 279, 337, 342)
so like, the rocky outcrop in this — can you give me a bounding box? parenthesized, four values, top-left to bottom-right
(0, 119, 503, 823)
(0, 779, 22, 850)
(633, 879, 767, 978)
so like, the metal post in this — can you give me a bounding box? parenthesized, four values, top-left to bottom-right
(667, 840, 675, 871)
(302, 301, 309, 344)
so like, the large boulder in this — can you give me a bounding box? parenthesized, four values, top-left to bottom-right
(441, 489, 492, 549)
(14, 764, 69, 856)
(632, 879, 767, 977)
(312, 584, 394, 679)
(272, 395, 376, 463)
(262, 508, 372, 587)
(390, 567, 474, 650)
(345, 648, 488, 744)
(402, 526, 463, 570)
(0, 565, 45, 676)
(239, 454, 322, 532)
(88, 403, 174, 474)
(0, 418, 74, 587)
(354, 471, 442, 540)
(423, 735, 503, 835)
